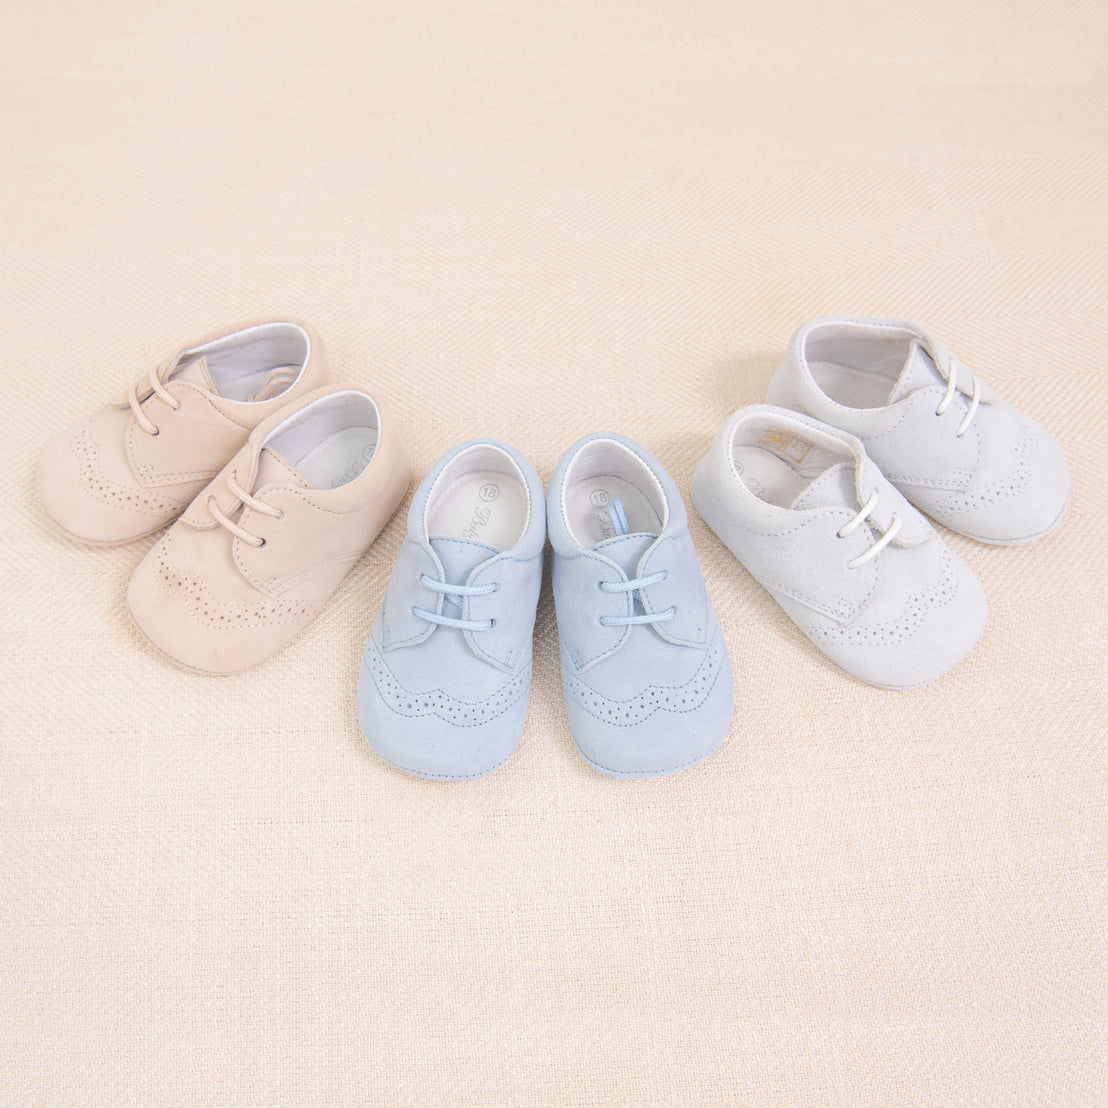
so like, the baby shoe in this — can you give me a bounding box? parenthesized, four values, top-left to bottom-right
(357, 440, 545, 780)
(692, 405, 987, 689)
(39, 320, 329, 545)
(765, 316, 1070, 544)
(548, 433, 734, 778)
(127, 385, 410, 674)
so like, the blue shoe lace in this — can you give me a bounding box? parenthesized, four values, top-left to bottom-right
(412, 573, 499, 632)
(598, 571, 676, 627)
(596, 499, 675, 628)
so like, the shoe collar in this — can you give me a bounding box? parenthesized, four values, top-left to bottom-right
(379, 439, 546, 675)
(793, 315, 998, 408)
(180, 385, 387, 528)
(725, 405, 933, 546)
(549, 433, 712, 665)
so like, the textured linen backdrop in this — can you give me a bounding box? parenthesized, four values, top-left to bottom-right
(2, 1, 1106, 1105)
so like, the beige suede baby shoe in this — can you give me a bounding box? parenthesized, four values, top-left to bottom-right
(127, 385, 411, 674)
(39, 320, 329, 545)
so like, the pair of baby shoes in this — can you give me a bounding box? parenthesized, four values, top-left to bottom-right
(39, 321, 411, 673)
(693, 316, 1070, 689)
(358, 433, 735, 781)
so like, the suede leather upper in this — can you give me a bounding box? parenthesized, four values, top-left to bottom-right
(39, 320, 329, 545)
(692, 405, 988, 689)
(358, 440, 546, 780)
(548, 432, 734, 778)
(127, 385, 410, 674)
(766, 316, 1070, 544)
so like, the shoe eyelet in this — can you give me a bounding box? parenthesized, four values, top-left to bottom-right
(257, 538, 267, 548)
(149, 427, 160, 436)
(277, 510, 286, 520)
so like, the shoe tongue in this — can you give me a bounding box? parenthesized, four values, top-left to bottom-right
(253, 445, 312, 492)
(594, 532, 656, 577)
(791, 461, 859, 512)
(888, 341, 942, 404)
(591, 497, 656, 576)
(171, 354, 221, 395)
(247, 365, 302, 402)
(429, 536, 501, 583)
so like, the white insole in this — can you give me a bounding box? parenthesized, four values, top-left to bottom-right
(565, 475, 662, 547)
(295, 427, 379, 490)
(809, 360, 896, 409)
(219, 363, 301, 403)
(428, 469, 528, 550)
(732, 445, 813, 507)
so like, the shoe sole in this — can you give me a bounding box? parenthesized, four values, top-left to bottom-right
(366, 743, 516, 782)
(126, 593, 306, 677)
(44, 510, 172, 548)
(573, 740, 720, 779)
(934, 486, 1071, 546)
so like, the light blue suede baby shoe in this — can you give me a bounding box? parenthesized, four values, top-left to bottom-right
(358, 440, 545, 780)
(548, 433, 735, 778)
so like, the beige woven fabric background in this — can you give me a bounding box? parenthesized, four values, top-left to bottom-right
(3, 1, 1107, 1104)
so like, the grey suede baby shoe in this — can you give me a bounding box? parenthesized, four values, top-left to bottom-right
(766, 316, 1070, 544)
(692, 405, 987, 689)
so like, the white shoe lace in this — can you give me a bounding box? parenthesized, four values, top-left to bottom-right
(837, 490, 902, 568)
(936, 356, 981, 437)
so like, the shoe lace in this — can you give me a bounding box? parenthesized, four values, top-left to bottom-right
(413, 574, 499, 632)
(128, 364, 180, 435)
(837, 491, 902, 568)
(206, 473, 285, 548)
(598, 570, 676, 627)
(935, 356, 981, 437)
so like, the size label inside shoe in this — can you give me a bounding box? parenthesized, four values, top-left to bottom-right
(566, 476, 663, 547)
(428, 469, 528, 550)
(757, 427, 815, 463)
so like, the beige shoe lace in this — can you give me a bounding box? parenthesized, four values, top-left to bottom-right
(206, 473, 285, 547)
(128, 365, 180, 435)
